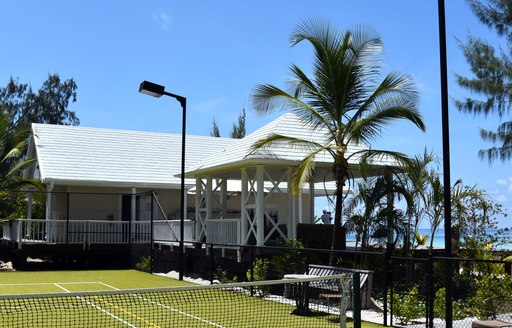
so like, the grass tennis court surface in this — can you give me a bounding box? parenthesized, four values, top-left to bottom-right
(0, 270, 381, 328)
(0, 269, 190, 294)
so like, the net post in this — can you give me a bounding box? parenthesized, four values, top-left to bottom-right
(209, 243, 214, 284)
(339, 275, 349, 328)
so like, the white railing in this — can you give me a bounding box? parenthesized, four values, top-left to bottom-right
(2, 219, 240, 248)
(153, 220, 194, 243)
(2, 219, 198, 248)
(205, 219, 240, 245)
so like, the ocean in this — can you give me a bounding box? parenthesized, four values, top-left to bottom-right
(345, 228, 512, 250)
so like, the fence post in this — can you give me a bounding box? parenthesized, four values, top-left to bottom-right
(445, 256, 453, 328)
(353, 271, 361, 328)
(250, 246, 254, 297)
(66, 192, 70, 245)
(383, 250, 389, 326)
(427, 253, 434, 328)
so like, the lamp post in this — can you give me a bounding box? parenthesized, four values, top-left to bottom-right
(437, 0, 453, 326)
(139, 80, 186, 281)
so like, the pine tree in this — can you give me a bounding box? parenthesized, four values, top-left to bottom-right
(456, 0, 512, 162)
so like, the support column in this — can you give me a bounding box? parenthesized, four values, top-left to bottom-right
(206, 176, 213, 242)
(45, 183, 54, 220)
(298, 190, 303, 224)
(131, 187, 136, 243)
(241, 169, 248, 245)
(195, 178, 202, 241)
(309, 177, 315, 222)
(221, 179, 227, 219)
(256, 166, 265, 246)
(287, 168, 294, 239)
(27, 191, 33, 220)
(131, 188, 137, 221)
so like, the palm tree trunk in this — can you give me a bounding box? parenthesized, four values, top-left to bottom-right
(329, 159, 347, 265)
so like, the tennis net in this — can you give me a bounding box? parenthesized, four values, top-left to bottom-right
(0, 274, 350, 328)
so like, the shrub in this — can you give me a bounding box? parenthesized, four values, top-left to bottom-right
(214, 267, 237, 283)
(247, 258, 270, 296)
(469, 273, 512, 318)
(390, 285, 425, 325)
(271, 238, 306, 277)
(434, 288, 468, 320)
(135, 256, 151, 273)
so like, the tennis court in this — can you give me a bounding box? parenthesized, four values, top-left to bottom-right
(0, 270, 353, 327)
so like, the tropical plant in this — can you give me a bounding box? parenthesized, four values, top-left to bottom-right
(344, 172, 411, 250)
(251, 20, 426, 258)
(135, 256, 151, 273)
(399, 149, 438, 251)
(389, 285, 425, 325)
(270, 238, 306, 277)
(0, 111, 42, 220)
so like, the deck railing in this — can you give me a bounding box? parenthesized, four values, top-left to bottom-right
(2, 219, 196, 249)
(153, 220, 194, 243)
(205, 219, 240, 245)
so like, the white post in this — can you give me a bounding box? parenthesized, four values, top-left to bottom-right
(195, 177, 202, 241)
(298, 190, 303, 224)
(45, 183, 54, 246)
(256, 166, 265, 246)
(27, 191, 33, 220)
(131, 188, 136, 221)
(45, 183, 54, 220)
(309, 176, 315, 223)
(206, 176, 213, 242)
(221, 179, 227, 219)
(287, 168, 294, 239)
(241, 169, 248, 245)
(131, 188, 136, 242)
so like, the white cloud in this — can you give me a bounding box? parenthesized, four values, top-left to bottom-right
(194, 98, 225, 113)
(497, 178, 508, 186)
(495, 176, 512, 193)
(153, 9, 172, 30)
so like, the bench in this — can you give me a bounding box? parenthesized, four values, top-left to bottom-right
(307, 264, 374, 309)
(472, 296, 512, 328)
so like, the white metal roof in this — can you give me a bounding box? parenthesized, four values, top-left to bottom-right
(184, 112, 394, 180)
(30, 112, 394, 192)
(31, 124, 236, 189)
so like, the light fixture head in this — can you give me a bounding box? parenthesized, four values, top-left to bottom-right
(139, 80, 165, 98)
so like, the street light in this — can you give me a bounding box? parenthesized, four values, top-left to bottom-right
(139, 80, 186, 281)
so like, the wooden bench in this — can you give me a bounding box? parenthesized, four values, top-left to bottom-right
(307, 264, 374, 309)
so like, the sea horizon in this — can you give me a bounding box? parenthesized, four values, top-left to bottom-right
(345, 228, 512, 250)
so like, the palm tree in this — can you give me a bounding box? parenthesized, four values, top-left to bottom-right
(399, 149, 438, 252)
(0, 110, 41, 220)
(251, 20, 426, 256)
(345, 169, 412, 251)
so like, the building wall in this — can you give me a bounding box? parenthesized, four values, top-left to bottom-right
(49, 186, 191, 221)
(47, 184, 314, 227)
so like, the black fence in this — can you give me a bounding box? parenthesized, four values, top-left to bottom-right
(147, 242, 512, 328)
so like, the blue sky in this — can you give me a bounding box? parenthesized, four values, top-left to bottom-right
(1, 1, 510, 227)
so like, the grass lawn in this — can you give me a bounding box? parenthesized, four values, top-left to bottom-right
(0, 269, 384, 328)
(0, 269, 190, 294)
